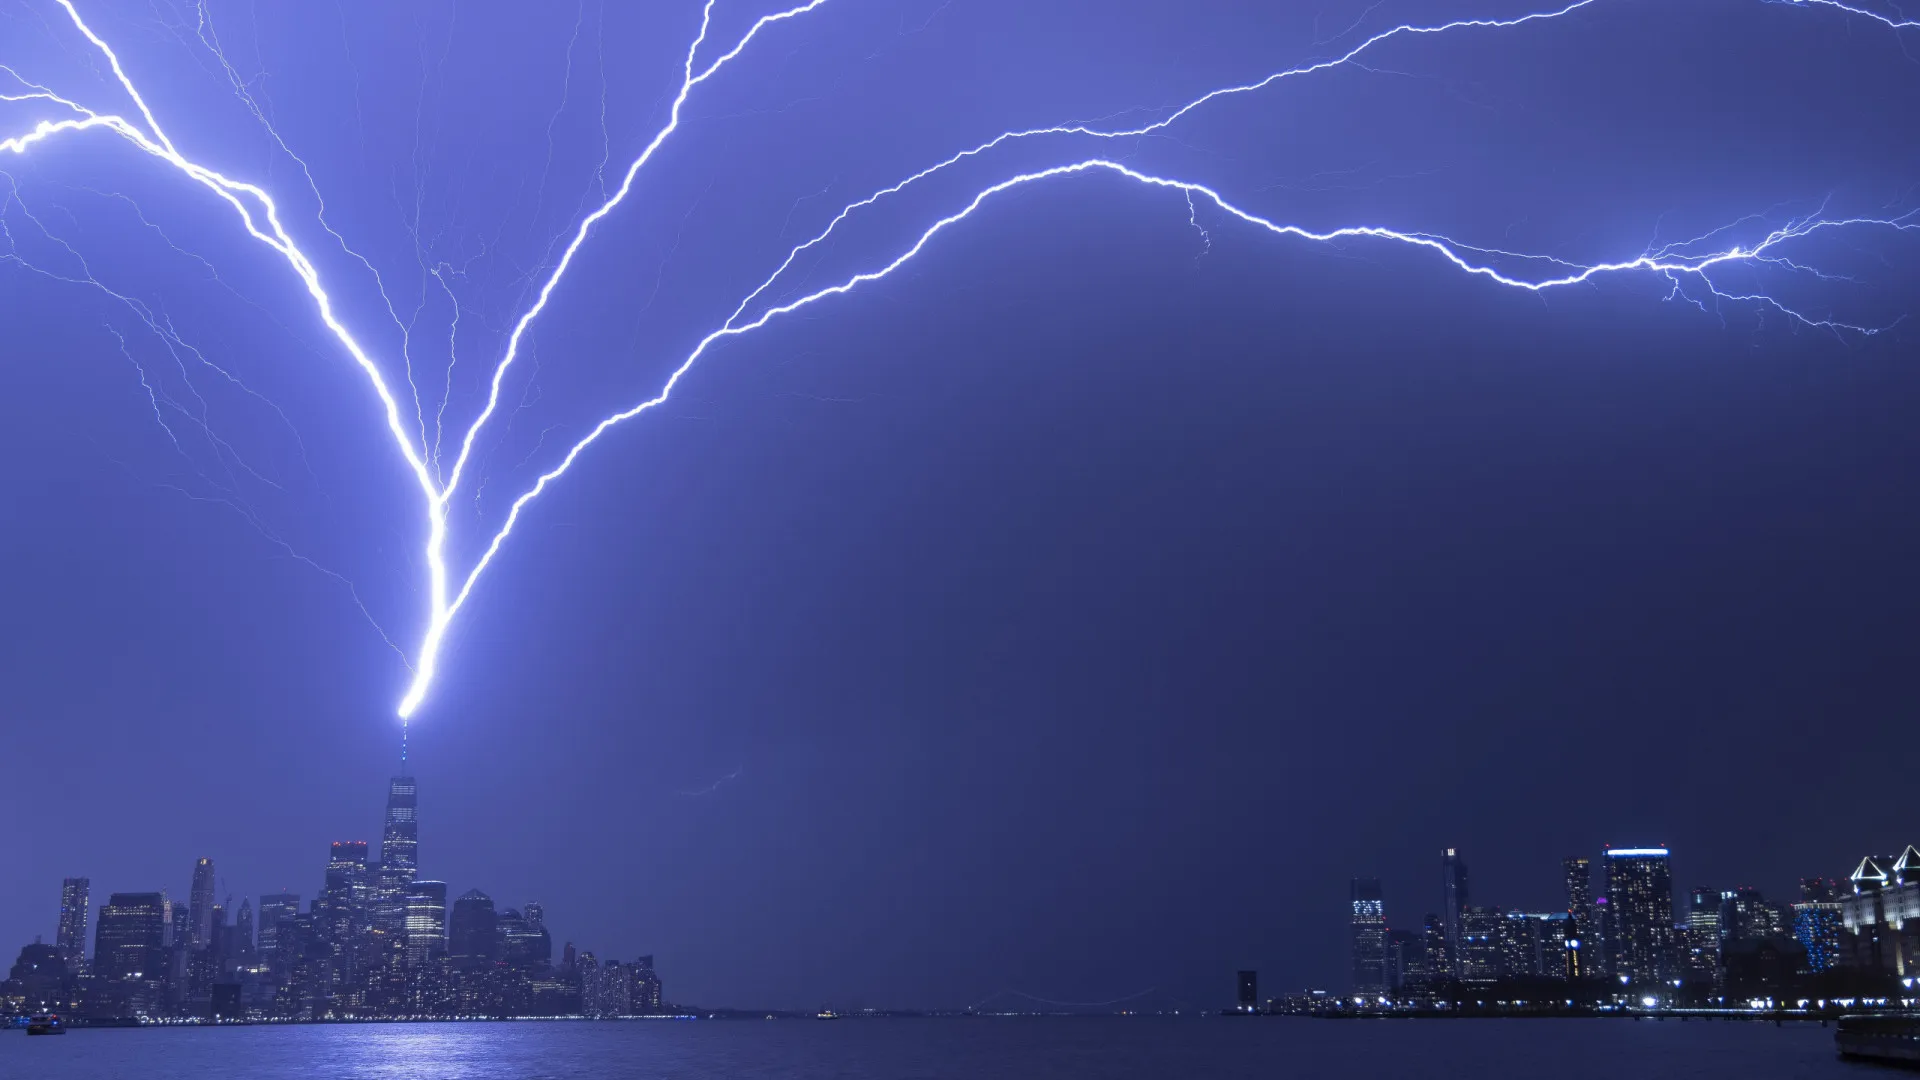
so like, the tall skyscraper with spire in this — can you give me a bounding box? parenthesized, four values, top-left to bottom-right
(375, 773, 419, 935)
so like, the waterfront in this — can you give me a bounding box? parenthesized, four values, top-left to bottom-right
(0, 1016, 1869, 1079)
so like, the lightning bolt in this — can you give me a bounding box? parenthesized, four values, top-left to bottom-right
(2, 0, 1914, 726)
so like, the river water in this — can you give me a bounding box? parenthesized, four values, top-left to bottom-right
(0, 1015, 1865, 1079)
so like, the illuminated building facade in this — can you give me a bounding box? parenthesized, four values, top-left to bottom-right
(1604, 847, 1675, 985)
(1563, 857, 1593, 971)
(631, 955, 663, 1013)
(1840, 847, 1920, 976)
(256, 893, 300, 972)
(93, 892, 167, 1016)
(321, 841, 371, 1010)
(1442, 849, 1469, 978)
(56, 877, 89, 975)
(1349, 877, 1387, 996)
(1794, 901, 1844, 972)
(1496, 911, 1571, 979)
(1457, 906, 1502, 981)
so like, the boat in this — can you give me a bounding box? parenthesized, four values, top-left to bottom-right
(1836, 1014, 1920, 1065)
(26, 1013, 66, 1035)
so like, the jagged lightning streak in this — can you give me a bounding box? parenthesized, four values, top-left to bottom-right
(425, 0, 1920, 717)
(7, 1, 453, 653)
(1777, 0, 1920, 30)
(3, 0, 1915, 726)
(440, 162, 1919, 657)
(4, 0, 836, 721)
(397, 0, 836, 717)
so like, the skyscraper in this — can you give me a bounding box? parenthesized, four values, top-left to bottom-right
(56, 877, 90, 975)
(1605, 847, 1675, 985)
(1793, 900, 1844, 972)
(257, 892, 301, 971)
(93, 892, 167, 1016)
(1563, 857, 1593, 953)
(375, 775, 419, 933)
(1385, 928, 1426, 993)
(503, 907, 553, 968)
(187, 857, 217, 951)
(450, 889, 502, 1016)
(1423, 914, 1452, 986)
(450, 889, 501, 965)
(1236, 970, 1258, 1011)
(1349, 877, 1388, 997)
(1457, 906, 1503, 981)
(630, 955, 663, 1013)
(405, 882, 449, 968)
(1681, 886, 1721, 985)
(1687, 886, 1721, 937)
(321, 841, 371, 1008)
(404, 881, 450, 1016)
(1441, 849, 1469, 977)
(1719, 886, 1784, 944)
(236, 897, 256, 967)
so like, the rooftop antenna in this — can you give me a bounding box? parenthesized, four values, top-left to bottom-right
(400, 721, 409, 773)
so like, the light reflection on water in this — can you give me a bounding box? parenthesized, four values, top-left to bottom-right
(0, 1016, 1859, 1080)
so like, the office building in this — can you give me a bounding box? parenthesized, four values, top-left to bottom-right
(1457, 906, 1503, 980)
(235, 898, 256, 967)
(1794, 900, 1844, 972)
(1386, 927, 1425, 993)
(404, 881, 450, 1015)
(56, 877, 90, 974)
(1422, 914, 1452, 985)
(1563, 857, 1593, 962)
(6, 941, 75, 1014)
(1687, 886, 1721, 938)
(93, 892, 167, 1016)
(257, 892, 301, 972)
(1840, 847, 1920, 975)
(1349, 877, 1387, 997)
(450, 889, 501, 966)
(1236, 970, 1258, 1011)
(320, 841, 371, 1009)
(1720, 886, 1786, 944)
(405, 882, 449, 967)
(1605, 847, 1675, 985)
(1497, 911, 1571, 979)
(1442, 849, 1469, 977)
(187, 857, 217, 951)
(375, 776, 419, 935)
(631, 954, 663, 1013)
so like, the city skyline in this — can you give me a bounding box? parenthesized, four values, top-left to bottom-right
(6, 768, 666, 1021)
(19, 815, 1907, 1014)
(6, 0, 1920, 1014)
(1324, 841, 1920, 1011)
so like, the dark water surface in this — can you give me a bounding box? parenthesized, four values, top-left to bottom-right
(0, 1017, 1870, 1079)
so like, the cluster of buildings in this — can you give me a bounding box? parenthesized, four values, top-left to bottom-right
(1, 770, 666, 1022)
(1306, 844, 1920, 1010)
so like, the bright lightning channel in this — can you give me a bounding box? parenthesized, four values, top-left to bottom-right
(0, 0, 1913, 724)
